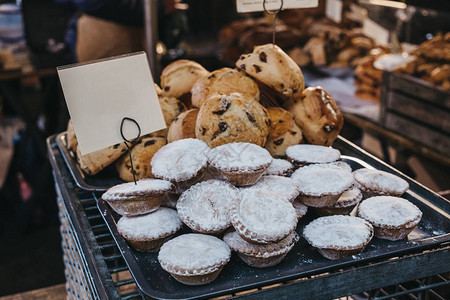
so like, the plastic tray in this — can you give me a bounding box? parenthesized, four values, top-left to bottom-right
(95, 156, 450, 300)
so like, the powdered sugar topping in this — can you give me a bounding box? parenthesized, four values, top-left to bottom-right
(151, 139, 210, 182)
(233, 189, 297, 240)
(264, 159, 294, 176)
(353, 169, 409, 195)
(291, 164, 354, 196)
(241, 175, 299, 202)
(177, 180, 239, 232)
(102, 179, 174, 200)
(117, 207, 182, 240)
(286, 144, 341, 164)
(357, 196, 422, 227)
(158, 233, 231, 275)
(208, 143, 272, 172)
(303, 215, 373, 249)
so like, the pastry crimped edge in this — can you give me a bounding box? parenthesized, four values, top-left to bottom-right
(229, 194, 297, 244)
(176, 181, 238, 234)
(303, 216, 374, 260)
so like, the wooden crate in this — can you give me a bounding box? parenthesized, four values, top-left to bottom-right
(380, 72, 450, 156)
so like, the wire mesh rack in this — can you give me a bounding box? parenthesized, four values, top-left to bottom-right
(48, 135, 450, 300)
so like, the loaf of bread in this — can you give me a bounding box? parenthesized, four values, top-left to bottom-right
(191, 68, 260, 108)
(285, 87, 343, 146)
(195, 93, 269, 148)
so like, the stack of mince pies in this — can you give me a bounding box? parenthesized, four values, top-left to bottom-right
(91, 44, 424, 285)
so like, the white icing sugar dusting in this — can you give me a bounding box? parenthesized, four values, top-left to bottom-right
(208, 143, 272, 172)
(357, 196, 422, 227)
(286, 144, 340, 164)
(328, 161, 352, 173)
(334, 187, 363, 208)
(151, 139, 210, 182)
(241, 175, 299, 202)
(264, 159, 294, 176)
(117, 207, 182, 240)
(291, 164, 354, 196)
(102, 179, 174, 200)
(237, 189, 297, 237)
(158, 233, 231, 272)
(353, 169, 409, 194)
(177, 180, 239, 232)
(303, 215, 373, 249)
(292, 200, 308, 218)
(223, 230, 298, 258)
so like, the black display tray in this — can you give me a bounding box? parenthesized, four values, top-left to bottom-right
(56, 132, 125, 191)
(95, 156, 450, 300)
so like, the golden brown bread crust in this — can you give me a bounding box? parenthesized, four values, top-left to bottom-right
(190, 68, 260, 108)
(116, 136, 166, 182)
(76, 143, 127, 175)
(236, 44, 305, 100)
(167, 109, 199, 143)
(264, 107, 303, 157)
(195, 93, 269, 148)
(285, 87, 343, 146)
(160, 59, 209, 99)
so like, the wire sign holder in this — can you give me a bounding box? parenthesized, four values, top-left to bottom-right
(263, 0, 284, 46)
(120, 117, 141, 185)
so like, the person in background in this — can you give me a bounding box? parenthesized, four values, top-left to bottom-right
(55, 0, 187, 62)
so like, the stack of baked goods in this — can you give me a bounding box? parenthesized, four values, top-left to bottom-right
(65, 43, 423, 286)
(288, 19, 374, 68)
(100, 138, 423, 284)
(353, 47, 390, 102)
(393, 33, 450, 91)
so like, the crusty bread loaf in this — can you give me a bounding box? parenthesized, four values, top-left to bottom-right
(160, 59, 209, 99)
(167, 109, 199, 143)
(195, 93, 269, 148)
(236, 44, 305, 100)
(265, 107, 302, 157)
(285, 87, 343, 146)
(116, 136, 166, 182)
(191, 68, 260, 108)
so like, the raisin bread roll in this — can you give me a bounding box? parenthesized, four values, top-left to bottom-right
(285, 87, 343, 146)
(265, 107, 303, 157)
(195, 93, 269, 148)
(66, 119, 78, 152)
(191, 68, 260, 108)
(151, 96, 186, 138)
(236, 44, 305, 100)
(116, 136, 166, 182)
(167, 109, 199, 143)
(76, 143, 127, 176)
(160, 60, 209, 100)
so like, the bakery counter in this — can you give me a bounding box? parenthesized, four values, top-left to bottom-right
(47, 134, 450, 300)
